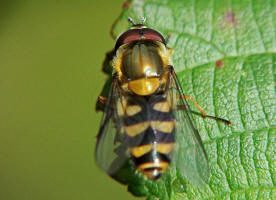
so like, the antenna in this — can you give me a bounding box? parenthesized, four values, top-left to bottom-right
(128, 17, 135, 26)
(128, 17, 146, 26)
(140, 17, 146, 25)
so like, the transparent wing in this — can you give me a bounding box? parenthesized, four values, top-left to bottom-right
(167, 67, 209, 186)
(95, 75, 128, 176)
(95, 75, 147, 176)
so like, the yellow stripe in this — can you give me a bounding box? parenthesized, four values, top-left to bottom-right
(151, 121, 174, 133)
(124, 122, 149, 137)
(153, 101, 170, 112)
(126, 105, 142, 116)
(138, 161, 169, 172)
(130, 144, 152, 158)
(128, 78, 160, 96)
(157, 143, 174, 154)
(117, 98, 127, 116)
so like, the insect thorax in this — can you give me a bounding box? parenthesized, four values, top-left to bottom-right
(112, 40, 172, 96)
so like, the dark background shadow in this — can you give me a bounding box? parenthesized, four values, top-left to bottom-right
(0, 1, 137, 200)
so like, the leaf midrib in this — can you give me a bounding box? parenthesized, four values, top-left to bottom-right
(174, 50, 275, 73)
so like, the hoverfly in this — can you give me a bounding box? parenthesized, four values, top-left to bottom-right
(96, 18, 231, 185)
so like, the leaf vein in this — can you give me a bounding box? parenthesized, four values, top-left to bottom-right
(265, 130, 275, 186)
(210, 0, 215, 43)
(250, 60, 270, 125)
(230, 0, 238, 55)
(270, 0, 276, 49)
(171, 32, 227, 57)
(175, 52, 276, 74)
(192, 0, 197, 34)
(250, 0, 266, 51)
(191, 66, 211, 139)
(205, 186, 275, 200)
(237, 60, 246, 130)
(238, 133, 250, 187)
(216, 139, 231, 190)
(212, 65, 224, 137)
(203, 127, 275, 145)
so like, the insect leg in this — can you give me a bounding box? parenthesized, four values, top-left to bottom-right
(128, 17, 135, 25)
(167, 65, 232, 126)
(98, 96, 107, 105)
(177, 96, 232, 126)
(182, 95, 207, 117)
(97, 73, 119, 111)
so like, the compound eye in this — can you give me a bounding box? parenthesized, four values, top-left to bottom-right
(143, 29, 165, 43)
(115, 29, 141, 51)
(114, 28, 165, 51)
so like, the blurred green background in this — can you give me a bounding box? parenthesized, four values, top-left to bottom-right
(0, 1, 138, 199)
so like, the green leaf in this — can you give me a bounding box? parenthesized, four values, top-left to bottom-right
(109, 0, 276, 199)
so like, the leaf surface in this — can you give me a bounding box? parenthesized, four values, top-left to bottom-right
(110, 0, 276, 199)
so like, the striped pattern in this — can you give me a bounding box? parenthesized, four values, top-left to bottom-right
(119, 94, 175, 180)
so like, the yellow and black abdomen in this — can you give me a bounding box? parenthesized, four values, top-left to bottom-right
(122, 94, 175, 180)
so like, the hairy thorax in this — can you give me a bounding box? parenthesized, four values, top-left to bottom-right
(113, 40, 172, 96)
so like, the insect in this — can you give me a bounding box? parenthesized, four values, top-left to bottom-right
(96, 18, 231, 184)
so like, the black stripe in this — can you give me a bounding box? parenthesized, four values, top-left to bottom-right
(149, 110, 173, 121)
(123, 113, 147, 126)
(123, 112, 173, 126)
(155, 128, 175, 143)
(149, 94, 167, 104)
(122, 95, 173, 126)
(133, 151, 171, 166)
(122, 94, 175, 151)
(126, 96, 147, 105)
(143, 167, 162, 172)
(125, 127, 175, 147)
